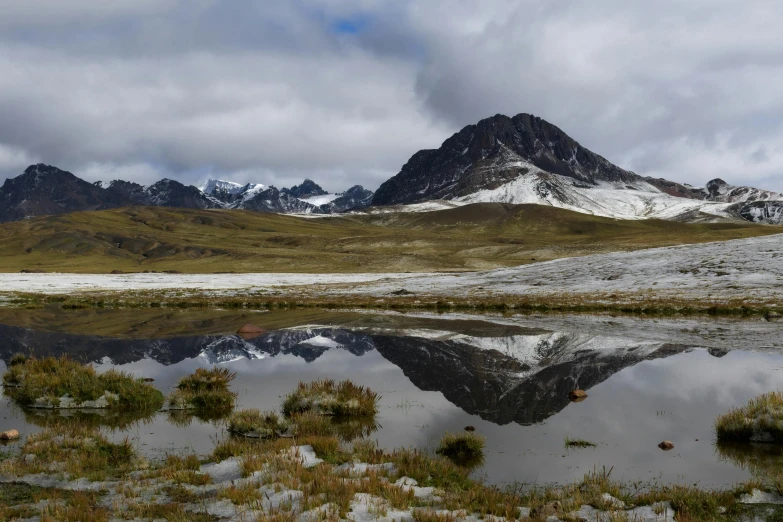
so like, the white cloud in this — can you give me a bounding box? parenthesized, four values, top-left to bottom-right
(0, 143, 38, 177)
(0, 0, 781, 193)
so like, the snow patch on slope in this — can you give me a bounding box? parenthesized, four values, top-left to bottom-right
(454, 165, 735, 221)
(300, 194, 340, 206)
(200, 179, 264, 195)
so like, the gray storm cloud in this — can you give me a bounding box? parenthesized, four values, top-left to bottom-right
(0, 0, 781, 192)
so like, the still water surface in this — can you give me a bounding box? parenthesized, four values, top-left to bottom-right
(1, 308, 781, 487)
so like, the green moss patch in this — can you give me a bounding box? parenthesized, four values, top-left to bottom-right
(282, 378, 379, 417)
(716, 391, 783, 443)
(2, 356, 163, 413)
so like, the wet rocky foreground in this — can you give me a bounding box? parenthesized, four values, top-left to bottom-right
(2, 308, 783, 520)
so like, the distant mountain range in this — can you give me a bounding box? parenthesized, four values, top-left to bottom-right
(1, 112, 781, 224)
(0, 164, 373, 222)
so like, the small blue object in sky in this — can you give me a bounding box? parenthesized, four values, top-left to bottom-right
(332, 17, 369, 35)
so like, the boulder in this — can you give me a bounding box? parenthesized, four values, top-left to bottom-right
(569, 389, 588, 401)
(0, 429, 20, 441)
(658, 440, 675, 451)
(531, 501, 562, 518)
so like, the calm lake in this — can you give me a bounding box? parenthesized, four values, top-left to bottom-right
(1, 307, 782, 488)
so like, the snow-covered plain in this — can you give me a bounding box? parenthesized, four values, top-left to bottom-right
(0, 272, 413, 294)
(1, 234, 781, 304)
(332, 233, 783, 303)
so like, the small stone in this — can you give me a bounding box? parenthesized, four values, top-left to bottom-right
(658, 440, 675, 450)
(0, 429, 20, 440)
(601, 492, 626, 509)
(569, 389, 588, 401)
(24, 454, 36, 463)
(464, 425, 476, 432)
(532, 500, 562, 518)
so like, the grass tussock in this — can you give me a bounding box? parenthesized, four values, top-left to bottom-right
(228, 409, 289, 438)
(435, 431, 485, 467)
(716, 391, 783, 443)
(0, 424, 136, 481)
(565, 436, 598, 448)
(167, 366, 237, 415)
(282, 379, 379, 417)
(2, 356, 163, 413)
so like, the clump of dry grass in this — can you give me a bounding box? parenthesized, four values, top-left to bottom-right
(282, 379, 379, 417)
(228, 409, 289, 438)
(565, 436, 598, 448)
(0, 424, 136, 481)
(2, 356, 163, 413)
(435, 431, 485, 467)
(167, 367, 237, 416)
(715, 391, 783, 443)
(40, 492, 109, 522)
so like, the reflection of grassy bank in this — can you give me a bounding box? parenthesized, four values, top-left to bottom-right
(717, 441, 783, 490)
(21, 406, 156, 431)
(6, 289, 782, 318)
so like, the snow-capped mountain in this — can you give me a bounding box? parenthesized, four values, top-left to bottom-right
(372, 113, 783, 222)
(199, 177, 375, 214)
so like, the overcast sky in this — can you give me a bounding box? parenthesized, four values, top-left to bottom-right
(1, 0, 781, 192)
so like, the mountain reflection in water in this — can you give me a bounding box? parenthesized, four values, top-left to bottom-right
(3, 312, 783, 487)
(0, 322, 699, 425)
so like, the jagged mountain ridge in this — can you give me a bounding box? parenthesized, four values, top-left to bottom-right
(372, 113, 783, 222)
(0, 165, 374, 222)
(199, 178, 374, 214)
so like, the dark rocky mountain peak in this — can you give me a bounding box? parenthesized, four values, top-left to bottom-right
(145, 179, 222, 209)
(102, 179, 149, 205)
(284, 179, 328, 198)
(0, 164, 123, 222)
(321, 185, 375, 213)
(372, 113, 638, 206)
